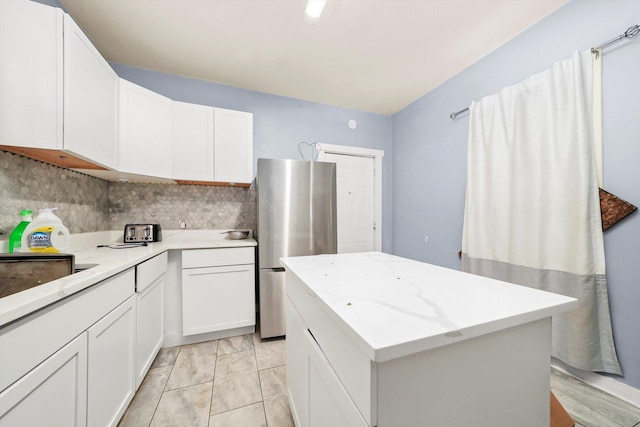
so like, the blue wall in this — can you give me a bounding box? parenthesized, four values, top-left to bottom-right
(111, 64, 393, 251)
(392, 0, 640, 389)
(33, 0, 64, 9)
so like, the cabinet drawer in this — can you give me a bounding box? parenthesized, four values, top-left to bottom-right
(136, 251, 167, 292)
(182, 247, 254, 269)
(0, 269, 134, 391)
(306, 327, 368, 427)
(287, 270, 376, 426)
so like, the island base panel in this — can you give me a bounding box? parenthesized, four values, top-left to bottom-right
(377, 317, 552, 427)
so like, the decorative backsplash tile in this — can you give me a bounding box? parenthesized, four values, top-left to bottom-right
(108, 183, 257, 231)
(0, 150, 110, 237)
(0, 150, 257, 241)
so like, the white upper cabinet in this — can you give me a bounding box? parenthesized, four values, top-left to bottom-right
(213, 108, 253, 184)
(0, 1, 63, 150)
(118, 79, 173, 178)
(0, 1, 117, 169)
(172, 101, 214, 181)
(63, 14, 118, 169)
(0, 1, 253, 184)
(173, 104, 253, 184)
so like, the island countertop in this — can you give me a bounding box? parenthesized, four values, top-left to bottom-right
(280, 251, 578, 363)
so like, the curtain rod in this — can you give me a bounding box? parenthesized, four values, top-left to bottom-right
(449, 24, 640, 120)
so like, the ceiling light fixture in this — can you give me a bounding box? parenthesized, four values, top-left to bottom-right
(303, 0, 327, 25)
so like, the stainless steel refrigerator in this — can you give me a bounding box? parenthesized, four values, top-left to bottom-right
(257, 158, 337, 338)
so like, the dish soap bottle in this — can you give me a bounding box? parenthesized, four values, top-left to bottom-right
(21, 208, 70, 253)
(8, 209, 33, 253)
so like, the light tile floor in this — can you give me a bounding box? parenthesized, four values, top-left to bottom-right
(118, 333, 292, 427)
(119, 333, 640, 427)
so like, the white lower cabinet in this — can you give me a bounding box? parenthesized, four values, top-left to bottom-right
(181, 247, 255, 336)
(0, 268, 136, 427)
(285, 302, 308, 426)
(135, 277, 163, 388)
(87, 295, 136, 427)
(286, 300, 368, 427)
(308, 345, 367, 427)
(0, 333, 88, 427)
(135, 253, 167, 389)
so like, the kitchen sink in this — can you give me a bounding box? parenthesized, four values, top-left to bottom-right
(0, 255, 99, 299)
(74, 263, 99, 273)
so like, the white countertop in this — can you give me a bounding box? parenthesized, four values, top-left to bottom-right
(0, 230, 256, 327)
(280, 252, 578, 362)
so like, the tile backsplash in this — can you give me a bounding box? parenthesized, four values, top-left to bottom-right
(108, 183, 256, 231)
(0, 150, 257, 240)
(0, 150, 110, 236)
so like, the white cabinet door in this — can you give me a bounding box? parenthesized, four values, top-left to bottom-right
(0, 0, 63, 150)
(63, 14, 118, 169)
(135, 275, 164, 389)
(213, 108, 253, 184)
(135, 252, 167, 388)
(0, 333, 87, 427)
(306, 328, 368, 427)
(286, 299, 368, 427)
(172, 101, 214, 181)
(286, 300, 309, 427)
(119, 79, 173, 178)
(87, 295, 136, 427)
(182, 264, 255, 336)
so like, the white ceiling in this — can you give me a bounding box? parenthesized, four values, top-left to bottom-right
(60, 0, 568, 115)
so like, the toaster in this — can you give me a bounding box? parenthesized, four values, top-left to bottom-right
(124, 223, 162, 243)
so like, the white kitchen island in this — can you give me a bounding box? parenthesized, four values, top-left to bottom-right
(281, 252, 578, 427)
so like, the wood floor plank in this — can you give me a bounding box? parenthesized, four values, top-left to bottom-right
(551, 369, 640, 427)
(552, 389, 623, 427)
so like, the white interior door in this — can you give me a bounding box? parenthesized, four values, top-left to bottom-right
(322, 153, 375, 253)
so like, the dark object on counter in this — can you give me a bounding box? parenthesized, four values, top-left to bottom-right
(124, 223, 162, 243)
(97, 242, 148, 249)
(599, 188, 637, 231)
(0, 253, 74, 298)
(220, 230, 250, 240)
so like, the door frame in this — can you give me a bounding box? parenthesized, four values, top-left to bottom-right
(316, 143, 384, 252)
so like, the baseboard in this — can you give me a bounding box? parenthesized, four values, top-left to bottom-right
(163, 325, 256, 348)
(551, 358, 640, 409)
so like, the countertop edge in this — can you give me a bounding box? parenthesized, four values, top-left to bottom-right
(0, 235, 257, 327)
(372, 298, 579, 362)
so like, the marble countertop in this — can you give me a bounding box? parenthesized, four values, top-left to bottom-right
(281, 252, 578, 362)
(0, 230, 256, 327)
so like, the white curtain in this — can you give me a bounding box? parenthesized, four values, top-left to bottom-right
(461, 51, 622, 375)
